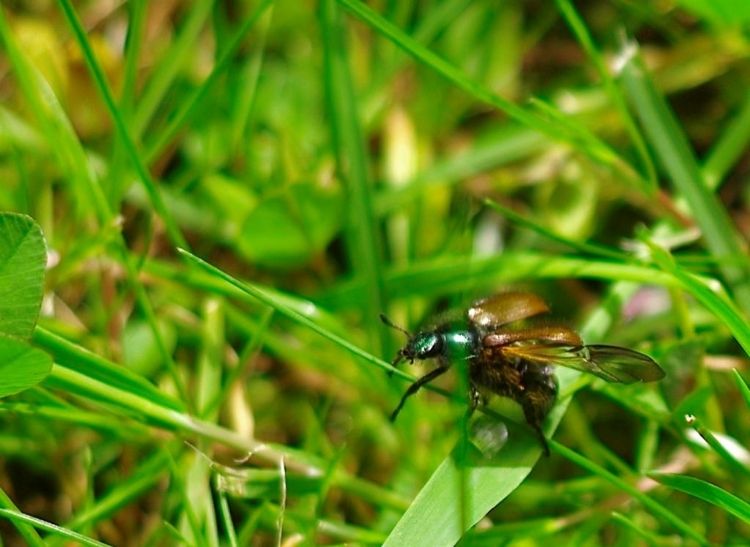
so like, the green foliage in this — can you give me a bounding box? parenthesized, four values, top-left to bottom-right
(0, 213, 46, 338)
(238, 183, 344, 267)
(0, 213, 51, 398)
(0, 335, 51, 399)
(651, 473, 750, 525)
(677, 0, 750, 26)
(1, 0, 750, 545)
(0, 212, 50, 545)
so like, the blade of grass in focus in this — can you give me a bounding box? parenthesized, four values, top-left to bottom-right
(650, 473, 750, 525)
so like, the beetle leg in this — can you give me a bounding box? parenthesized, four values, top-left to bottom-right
(521, 396, 553, 457)
(468, 383, 485, 412)
(520, 367, 558, 457)
(387, 352, 405, 377)
(528, 420, 550, 457)
(390, 366, 449, 421)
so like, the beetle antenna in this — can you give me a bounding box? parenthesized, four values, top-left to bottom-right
(380, 314, 411, 378)
(379, 314, 411, 338)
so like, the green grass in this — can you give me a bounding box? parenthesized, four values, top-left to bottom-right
(1, 1, 750, 544)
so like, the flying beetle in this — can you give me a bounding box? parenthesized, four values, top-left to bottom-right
(381, 292, 665, 455)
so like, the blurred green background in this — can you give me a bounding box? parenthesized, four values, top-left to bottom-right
(1, 0, 750, 545)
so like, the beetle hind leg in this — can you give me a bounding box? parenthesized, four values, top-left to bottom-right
(468, 383, 486, 412)
(525, 414, 551, 457)
(520, 370, 557, 457)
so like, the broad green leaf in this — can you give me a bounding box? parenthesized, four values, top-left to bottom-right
(0, 213, 46, 339)
(122, 320, 177, 377)
(384, 434, 542, 547)
(238, 184, 343, 267)
(0, 334, 52, 398)
(201, 173, 258, 227)
(534, 176, 599, 241)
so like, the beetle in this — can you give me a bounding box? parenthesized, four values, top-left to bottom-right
(382, 292, 665, 454)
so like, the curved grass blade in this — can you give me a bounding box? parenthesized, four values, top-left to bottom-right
(646, 242, 750, 357)
(0, 508, 107, 547)
(650, 473, 750, 525)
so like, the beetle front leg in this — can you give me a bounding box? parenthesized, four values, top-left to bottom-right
(390, 366, 449, 421)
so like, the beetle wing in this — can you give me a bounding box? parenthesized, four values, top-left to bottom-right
(500, 343, 665, 383)
(468, 292, 550, 329)
(483, 325, 582, 347)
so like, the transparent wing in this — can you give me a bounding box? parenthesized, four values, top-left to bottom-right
(501, 343, 665, 383)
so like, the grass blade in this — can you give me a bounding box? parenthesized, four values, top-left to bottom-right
(556, 443, 706, 544)
(650, 473, 750, 525)
(57, 0, 188, 250)
(320, 0, 387, 354)
(618, 40, 750, 313)
(337, 0, 636, 181)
